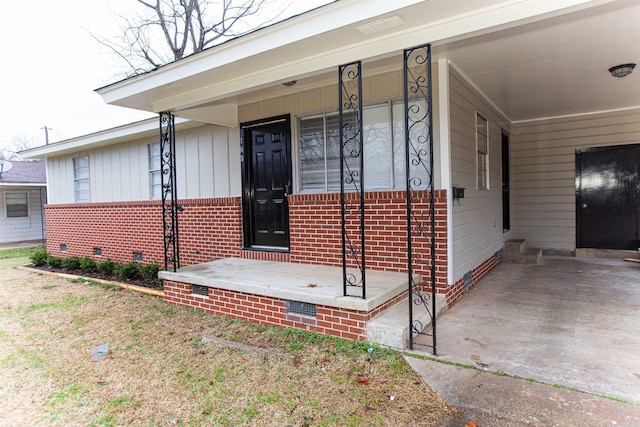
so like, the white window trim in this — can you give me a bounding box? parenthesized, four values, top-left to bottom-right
(5, 191, 29, 218)
(73, 156, 91, 203)
(148, 142, 162, 200)
(476, 112, 489, 190)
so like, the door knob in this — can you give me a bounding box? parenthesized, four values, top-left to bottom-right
(582, 203, 588, 208)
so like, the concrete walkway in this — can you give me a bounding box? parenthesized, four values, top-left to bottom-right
(408, 256, 640, 425)
(406, 355, 640, 426)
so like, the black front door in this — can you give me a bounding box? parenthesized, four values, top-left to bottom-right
(576, 144, 640, 249)
(241, 115, 291, 249)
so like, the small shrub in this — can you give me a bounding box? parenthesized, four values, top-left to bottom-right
(61, 256, 81, 270)
(30, 248, 48, 266)
(80, 257, 97, 273)
(47, 256, 63, 268)
(97, 259, 119, 276)
(118, 261, 139, 280)
(140, 262, 160, 281)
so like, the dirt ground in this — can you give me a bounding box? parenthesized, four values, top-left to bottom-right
(0, 256, 453, 426)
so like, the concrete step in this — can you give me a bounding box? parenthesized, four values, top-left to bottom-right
(503, 239, 527, 262)
(366, 292, 447, 349)
(503, 239, 542, 264)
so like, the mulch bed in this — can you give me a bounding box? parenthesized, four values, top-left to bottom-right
(27, 264, 163, 290)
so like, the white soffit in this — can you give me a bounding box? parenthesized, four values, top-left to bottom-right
(97, 0, 626, 121)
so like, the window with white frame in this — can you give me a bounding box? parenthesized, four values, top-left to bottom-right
(297, 100, 428, 193)
(476, 113, 489, 190)
(148, 142, 162, 200)
(73, 156, 90, 202)
(5, 192, 28, 217)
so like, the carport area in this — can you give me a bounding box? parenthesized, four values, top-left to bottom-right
(420, 256, 640, 404)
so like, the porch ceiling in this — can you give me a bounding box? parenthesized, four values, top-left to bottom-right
(97, 0, 640, 124)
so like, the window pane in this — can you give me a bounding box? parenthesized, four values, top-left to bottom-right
(326, 114, 343, 192)
(299, 116, 326, 192)
(150, 171, 162, 200)
(363, 104, 392, 190)
(6, 192, 28, 217)
(476, 114, 489, 189)
(148, 142, 161, 171)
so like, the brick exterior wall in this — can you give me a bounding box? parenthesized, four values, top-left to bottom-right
(288, 190, 449, 291)
(44, 198, 241, 265)
(44, 190, 448, 289)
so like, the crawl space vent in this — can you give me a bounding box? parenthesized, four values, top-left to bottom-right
(192, 285, 208, 296)
(287, 300, 317, 317)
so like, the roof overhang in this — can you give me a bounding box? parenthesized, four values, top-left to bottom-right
(97, 0, 627, 125)
(21, 117, 197, 159)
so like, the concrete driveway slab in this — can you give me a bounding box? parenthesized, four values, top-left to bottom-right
(415, 256, 640, 404)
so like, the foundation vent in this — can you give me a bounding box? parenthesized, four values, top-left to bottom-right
(287, 300, 317, 317)
(192, 284, 208, 296)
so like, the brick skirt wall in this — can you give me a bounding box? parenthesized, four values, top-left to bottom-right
(44, 191, 448, 289)
(164, 280, 409, 340)
(44, 198, 241, 265)
(288, 190, 449, 290)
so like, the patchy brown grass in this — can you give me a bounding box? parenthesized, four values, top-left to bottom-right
(0, 257, 453, 426)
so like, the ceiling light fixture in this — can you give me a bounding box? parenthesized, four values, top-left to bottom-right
(282, 80, 297, 87)
(608, 63, 636, 78)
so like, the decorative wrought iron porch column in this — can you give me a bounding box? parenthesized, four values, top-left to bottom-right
(159, 111, 181, 272)
(339, 61, 366, 298)
(404, 44, 437, 353)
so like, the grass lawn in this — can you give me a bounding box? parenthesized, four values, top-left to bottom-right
(0, 248, 452, 426)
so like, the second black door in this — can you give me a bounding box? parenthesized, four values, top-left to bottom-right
(242, 115, 291, 249)
(576, 144, 639, 249)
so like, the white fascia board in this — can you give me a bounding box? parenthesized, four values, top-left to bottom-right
(152, 0, 612, 113)
(0, 183, 46, 187)
(97, 0, 423, 107)
(21, 117, 192, 159)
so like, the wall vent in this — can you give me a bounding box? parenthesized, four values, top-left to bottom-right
(94, 248, 102, 256)
(287, 300, 317, 317)
(133, 252, 143, 262)
(192, 284, 208, 296)
(463, 271, 473, 288)
(60, 244, 67, 252)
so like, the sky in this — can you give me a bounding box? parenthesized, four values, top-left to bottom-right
(0, 0, 332, 154)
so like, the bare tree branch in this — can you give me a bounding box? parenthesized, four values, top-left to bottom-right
(92, 0, 284, 77)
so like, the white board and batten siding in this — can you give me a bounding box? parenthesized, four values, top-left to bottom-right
(449, 67, 509, 283)
(0, 187, 46, 243)
(46, 125, 241, 204)
(510, 108, 640, 251)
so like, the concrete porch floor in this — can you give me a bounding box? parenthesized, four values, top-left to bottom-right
(160, 258, 446, 349)
(415, 256, 640, 404)
(160, 258, 411, 312)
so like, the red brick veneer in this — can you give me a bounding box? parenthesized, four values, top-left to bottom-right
(164, 280, 409, 340)
(288, 190, 449, 291)
(44, 198, 241, 265)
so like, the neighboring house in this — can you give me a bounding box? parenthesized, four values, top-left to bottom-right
(23, 0, 640, 349)
(0, 160, 47, 245)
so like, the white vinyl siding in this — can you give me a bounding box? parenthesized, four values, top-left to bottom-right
(46, 124, 240, 204)
(0, 187, 45, 244)
(449, 66, 508, 283)
(73, 156, 90, 202)
(510, 108, 640, 250)
(148, 142, 162, 200)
